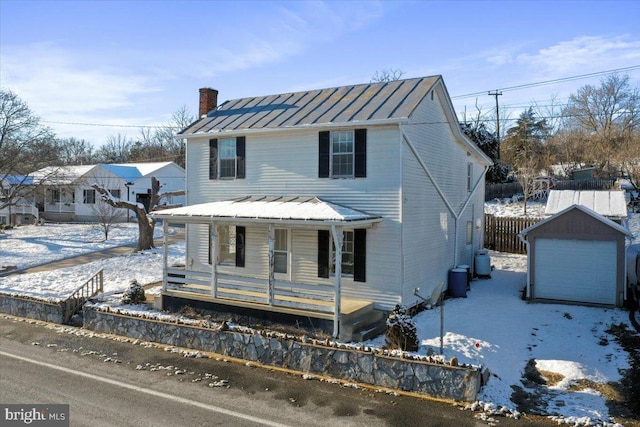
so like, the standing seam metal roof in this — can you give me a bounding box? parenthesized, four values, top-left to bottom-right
(180, 76, 440, 135)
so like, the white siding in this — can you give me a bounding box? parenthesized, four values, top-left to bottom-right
(400, 83, 487, 304)
(184, 126, 404, 309)
(74, 166, 127, 221)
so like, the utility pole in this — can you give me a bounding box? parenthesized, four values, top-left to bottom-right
(488, 91, 502, 141)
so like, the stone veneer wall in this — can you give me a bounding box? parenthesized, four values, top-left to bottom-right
(0, 293, 65, 324)
(84, 306, 483, 402)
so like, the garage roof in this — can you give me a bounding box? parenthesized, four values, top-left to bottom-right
(545, 190, 628, 219)
(521, 204, 632, 238)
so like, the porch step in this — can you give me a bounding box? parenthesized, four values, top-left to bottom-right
(339, 308, 386, 342)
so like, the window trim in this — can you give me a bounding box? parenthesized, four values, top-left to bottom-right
(319, 129, 366, 179)
(274, 228, 289, 275)
(83, 189, 96, 204)
(209, 137, 246, 180)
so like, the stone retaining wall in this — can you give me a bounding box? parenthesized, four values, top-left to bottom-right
(84, 305, 483, 402)
(0, 293, 66, 323)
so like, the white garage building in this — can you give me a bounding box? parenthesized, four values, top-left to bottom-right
(519, 204, 632, 307)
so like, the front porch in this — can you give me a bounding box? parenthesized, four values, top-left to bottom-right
(151, 196, 385, 340)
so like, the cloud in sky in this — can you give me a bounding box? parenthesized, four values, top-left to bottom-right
(516, 35, 640, 76)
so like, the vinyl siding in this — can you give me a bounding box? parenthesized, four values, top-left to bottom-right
(184, 126, 404, 309)
(400, 83, 486, 304)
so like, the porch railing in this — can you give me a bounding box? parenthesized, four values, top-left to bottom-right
(165, 267, 335, 315)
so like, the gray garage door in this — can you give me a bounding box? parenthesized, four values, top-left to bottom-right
(534, 238, 617, 305)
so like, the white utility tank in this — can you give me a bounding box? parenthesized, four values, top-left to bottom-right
(475, 249, 491, 277)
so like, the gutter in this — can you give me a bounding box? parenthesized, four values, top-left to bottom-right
(176, 118, 409, 139)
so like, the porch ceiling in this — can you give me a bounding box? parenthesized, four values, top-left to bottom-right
(150, 195, 382, 227)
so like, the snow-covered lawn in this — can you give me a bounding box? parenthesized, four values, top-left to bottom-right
(0, 222, 163, 271)
(1, 206, 639, 425)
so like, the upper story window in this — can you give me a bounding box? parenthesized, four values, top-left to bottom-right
(209, 137, 246, 180)
(319, 129, 366, 179)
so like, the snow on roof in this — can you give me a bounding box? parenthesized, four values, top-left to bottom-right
(521, 204, 632, 238)
(31, 165, 98, 184)
(150, 196, 382, 226)
(545, 190, 628, 219)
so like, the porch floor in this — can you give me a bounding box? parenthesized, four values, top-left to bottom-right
(161, 287, 373, 321)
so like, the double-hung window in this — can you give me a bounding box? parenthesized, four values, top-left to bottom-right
(317, 229, 366, 282)
(330, 230, 354, 276)
(109, 189, 121, 199)
(274, 229, 288, 274)
(209, 137, 246, 180)
(319, 129, 366, 178)
(210, 225, 245, 267)
(331, 131, 354, 177)
(83, 189, 96, 204)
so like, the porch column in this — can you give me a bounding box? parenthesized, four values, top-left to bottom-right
(268, 224, 275, 306)
(331, 225, 343, 338)
(162, 221, 169, 291)
(210, 223, 218, 298)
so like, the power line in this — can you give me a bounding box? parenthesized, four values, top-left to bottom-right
(451, 65, 640, 100)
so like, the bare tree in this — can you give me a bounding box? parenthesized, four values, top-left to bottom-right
(92, 177, 184, 251)
(0, 89, 60, 221)
(58, 137, 95, 165)
(91, 197, 123, 240)
(371, 69, 405, 83)
(95, 134, 132, 163)
(562, 73, 640, 177)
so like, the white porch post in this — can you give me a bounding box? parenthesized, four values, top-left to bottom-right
(162, 221, 169, 291)
(268, 224, 275, 306)
(210, 223, 218, 298)
(331, 225, 343, 338)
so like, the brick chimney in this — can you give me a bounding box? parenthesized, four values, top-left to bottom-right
(199, 87, 218, 117)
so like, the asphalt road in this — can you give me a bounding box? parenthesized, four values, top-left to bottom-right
(0, 315, 551, 426)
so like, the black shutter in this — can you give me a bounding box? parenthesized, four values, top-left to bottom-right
(209, 139, 218, 180)
(354, 128, 367, 178)
(353, 229, 366, 282)
(235, 226, 245, 267)
(236, 136, 246, 179)
(317, 230, 330, 278)
(318, 131, 330, 178)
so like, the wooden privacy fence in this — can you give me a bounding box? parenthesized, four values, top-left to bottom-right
(484, 215, 543, 254)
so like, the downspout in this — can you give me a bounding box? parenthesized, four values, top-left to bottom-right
(518, 232, 531, 299)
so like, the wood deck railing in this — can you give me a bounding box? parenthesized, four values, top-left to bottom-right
(166, 267, 336, 314)
(63, 269, 104, 323)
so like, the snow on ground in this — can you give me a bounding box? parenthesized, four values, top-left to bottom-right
(0, 222, 163, 271)
(1, 207, 639, 425)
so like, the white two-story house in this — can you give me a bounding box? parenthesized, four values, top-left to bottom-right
(151, 76, 492, 340)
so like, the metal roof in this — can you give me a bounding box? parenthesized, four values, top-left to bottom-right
(180, 76, 440, 136)
(521, 204, 632, 238)
(149, 195, 382, 227)
(545, 190, 628, 219)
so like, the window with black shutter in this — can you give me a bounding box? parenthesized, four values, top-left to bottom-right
(317, 229, 366, 281)
(318, 129, 366, 178)
(210, 137, 245, 180)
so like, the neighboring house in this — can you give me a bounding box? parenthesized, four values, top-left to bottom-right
(519, 204, 632, 307)
(32, 162, 185, 222)
(150, 76, 493, 339)
(0, 175, 39, 225)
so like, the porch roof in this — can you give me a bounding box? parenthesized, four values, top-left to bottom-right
(150, 196, 382, 227)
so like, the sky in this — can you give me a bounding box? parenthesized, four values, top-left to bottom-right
(1, 0, 639, 148)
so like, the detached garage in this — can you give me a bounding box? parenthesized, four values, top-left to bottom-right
(519, 204, 632, 307)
